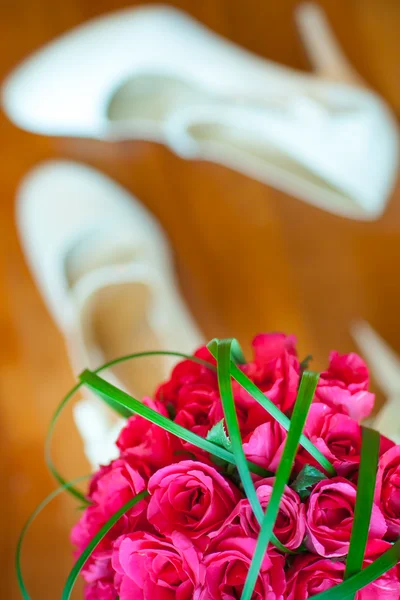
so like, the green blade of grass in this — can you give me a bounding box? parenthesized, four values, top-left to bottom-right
(62, 490, 149, 600)
(215, 338, 264, 524)
(230, 338, 247, 364)
(310, 538, 400, 599)
(241, 370, 319, 600)
(344, 427, 381, 599)
(79, 369, 268, 477)
(207, 339, 335, 476)
(215, 339, 291, 554)
(46, 351, 217, 503)
(16, 475, 90, 600)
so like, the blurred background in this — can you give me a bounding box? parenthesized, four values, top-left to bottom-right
(1, 0, 399, 597)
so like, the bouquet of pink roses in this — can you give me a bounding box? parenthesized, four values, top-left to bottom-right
(18, 334, 400, 599)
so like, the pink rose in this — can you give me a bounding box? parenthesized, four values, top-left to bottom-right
(243, 420, 287, 472)
(356, 540, 400, 599)
(174, 384, 221, 438)
(375, 445, 400, 540)
(230, 387, 277, 438)
(297, 404, 393, 477)
(306, 477, 387, 557)
(155, 347, 222, 443)
(239, 333, 300, 414)
(112, 531, 205, 600)
(71, 456, 148, 584)
(147, 460, 241, 546)
(117, 397, 182, 471)
(285, 553, 345, 598)
(84, 580, 117, 600)
(156, 346, 218, 411)
(80, 557, 114, 584)
(72, 457, 148, 554)
(81, 558, 117, 600)
(315, 351, 375, 421)
(298, 404, 361, 476)
(200, 536, 285, 599)
(212, 477, 305, 550)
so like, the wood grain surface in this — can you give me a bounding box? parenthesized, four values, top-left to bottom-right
(0, 0, 399, 597)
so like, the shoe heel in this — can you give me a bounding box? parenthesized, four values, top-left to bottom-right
(295, 2, 363, 86)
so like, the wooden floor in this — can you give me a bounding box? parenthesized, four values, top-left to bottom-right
(0, 0, 399, 597)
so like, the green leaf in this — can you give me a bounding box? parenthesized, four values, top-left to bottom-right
(46, 350, 217, 503)
(310, 538, 400, 599)
(79, 369, 267, 478)
(291, 465, 326, 500)
(241, 370, 319, 600)
(16, 475, 91, 600)
(231, 338, 247, 364)
(344, 427, 381, 599)
(300, 354, 313, 371)
(206, 419, 232, 450)
(213, 341, 266, 522)
(62, 491, 149, 600)
(207, 340, 335, 476)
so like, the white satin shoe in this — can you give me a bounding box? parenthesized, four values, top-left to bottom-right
(3, 4, 398, 220)
(351, 320, 400, 443)
(16, 160, 204, 468)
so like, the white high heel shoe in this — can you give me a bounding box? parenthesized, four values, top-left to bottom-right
(16, 161, 204, 468)
(350, 319, 400, 443)
(3, 4, 398, 220)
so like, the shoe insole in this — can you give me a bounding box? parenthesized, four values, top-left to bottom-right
(185, 121, 358, 214)
(88, 281, 165, 399)
(66, 239, 142, 288)
(107, 73, 210, 124)
(66, 240, 166, 398)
